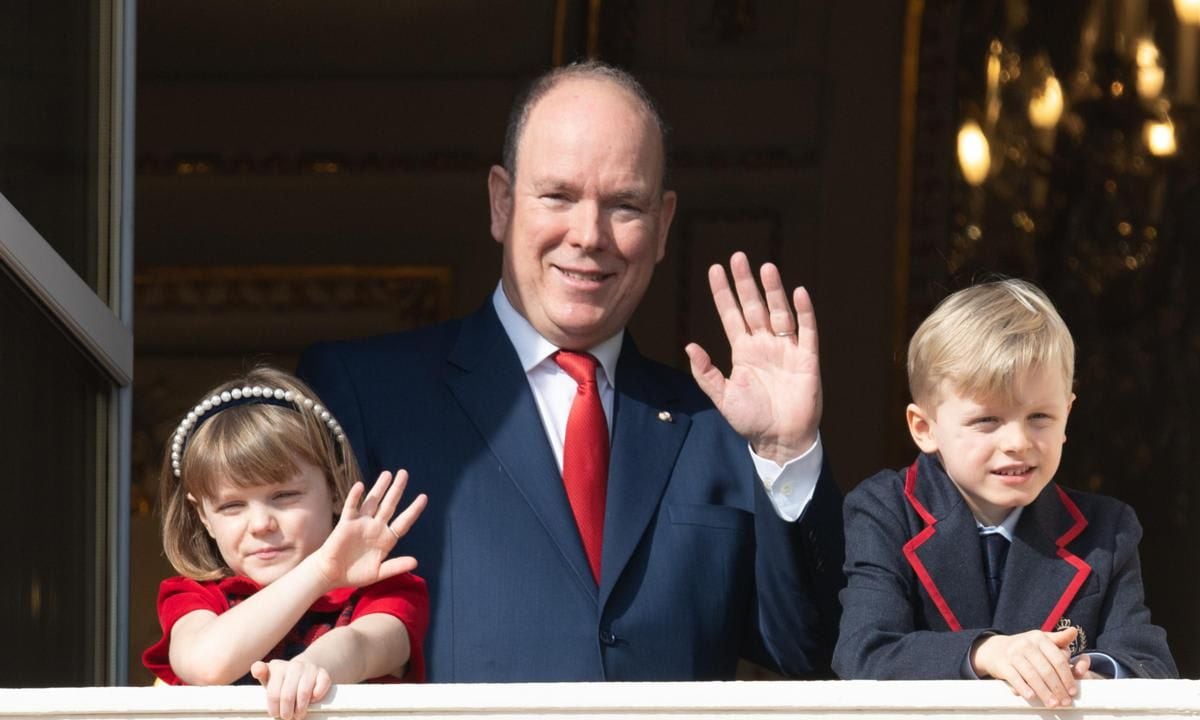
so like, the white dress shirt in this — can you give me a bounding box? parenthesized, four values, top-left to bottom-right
(492, 285, 821, 522)
(977, 506, 1023, 542)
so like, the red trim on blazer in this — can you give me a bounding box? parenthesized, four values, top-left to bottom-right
(1040, 486, 1092, 632)
(901, 461, 963, 631)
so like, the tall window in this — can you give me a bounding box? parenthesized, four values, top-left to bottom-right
(0, 0, 133, 685)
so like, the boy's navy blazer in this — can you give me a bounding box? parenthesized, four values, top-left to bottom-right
(298, 302, 844, 682)
(834, 453, 1175, 679)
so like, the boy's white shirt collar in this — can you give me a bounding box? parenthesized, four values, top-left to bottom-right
(976, 505, 1023, 542)
(492, 283, 622, 385)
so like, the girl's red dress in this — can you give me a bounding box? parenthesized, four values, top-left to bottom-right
(143, 572, 428, 684)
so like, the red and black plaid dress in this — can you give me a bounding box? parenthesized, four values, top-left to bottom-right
(143, 573, 428, 684)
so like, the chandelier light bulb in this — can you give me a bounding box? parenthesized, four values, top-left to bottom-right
(1175, 0, 1200, 25)
(1137, 38, 1166, 99)
(1137, 38, 1160, 68)
(957, 120, 991, 185)
(1029, 75, 1064, 129)
(1145, 119, 1178, 156)
(1139, 66, 1166, 99)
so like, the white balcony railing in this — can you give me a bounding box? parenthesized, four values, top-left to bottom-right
(2, 680, 1198, 719)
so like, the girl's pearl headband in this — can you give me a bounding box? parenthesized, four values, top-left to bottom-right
(170, 385, 346, 478)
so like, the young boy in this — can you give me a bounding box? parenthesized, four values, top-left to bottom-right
(834, 279, 1176, 706)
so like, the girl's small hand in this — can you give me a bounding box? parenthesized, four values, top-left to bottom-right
(314, 469, 427, 590)
(251, 658, 331, 720)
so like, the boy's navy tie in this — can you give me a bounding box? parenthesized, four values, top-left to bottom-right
(554, 350, 607, 584)
(981, 532, 1010, 615)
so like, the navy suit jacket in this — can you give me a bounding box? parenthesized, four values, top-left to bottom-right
(298, 302, 844, 682)
(833, 453, 1176, 679)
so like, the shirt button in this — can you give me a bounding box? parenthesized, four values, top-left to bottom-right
(599, 629, 617, 646)
(781, 483, 793, 496)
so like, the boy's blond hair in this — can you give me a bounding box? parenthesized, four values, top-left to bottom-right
(908, 279, 1075, 407)
(157, 366, 363, 580)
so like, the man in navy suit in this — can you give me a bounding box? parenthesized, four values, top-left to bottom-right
(298, 61, 843, 682)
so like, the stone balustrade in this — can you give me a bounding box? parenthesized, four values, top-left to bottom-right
(2, 679, 1199, 719)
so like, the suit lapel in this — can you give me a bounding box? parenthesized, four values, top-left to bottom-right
(903, 455, 992, 630)
(994, 485, 1092, 632)
(444, 305, 598, 601)
(598, 339, 690, 606)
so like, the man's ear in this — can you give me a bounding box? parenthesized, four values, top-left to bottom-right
(906, 402, 940, 454)
(186, 492, 214, 537)
(488, 165, 514, 244)
(654, 190, 677, 263)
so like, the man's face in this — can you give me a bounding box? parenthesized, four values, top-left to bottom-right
(907, 365, 1074, 526)
(488, 77, 677, 350)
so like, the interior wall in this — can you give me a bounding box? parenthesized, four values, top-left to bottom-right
(135, 0, 905, 466)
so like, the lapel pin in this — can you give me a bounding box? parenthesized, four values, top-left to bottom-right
(657, 410, 673, 423)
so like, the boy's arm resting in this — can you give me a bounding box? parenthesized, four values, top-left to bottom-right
(1086, 504, 1177, 678)
(832, 475, 989, 679)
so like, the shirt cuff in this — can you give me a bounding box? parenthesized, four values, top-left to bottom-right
(749, 434, 823, 522)
(1076, 652, 1125, 679)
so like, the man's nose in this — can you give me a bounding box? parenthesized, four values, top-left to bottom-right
(569, 201, 609, 250)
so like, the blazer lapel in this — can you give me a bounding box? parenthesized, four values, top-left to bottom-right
(444, 304, 598, 600)
(994, 485, 1092, 633)
(598, 339, 691, 606)
(903, 455, 993, 630)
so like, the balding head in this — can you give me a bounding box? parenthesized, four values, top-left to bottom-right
(502, 61, 670, 188)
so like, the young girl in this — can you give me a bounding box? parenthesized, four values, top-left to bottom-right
(143, 367, 428, 720)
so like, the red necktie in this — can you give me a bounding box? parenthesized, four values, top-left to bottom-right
(554, 350, 608, 584)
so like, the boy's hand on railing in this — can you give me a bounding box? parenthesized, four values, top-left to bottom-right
(251, 658, 331, 720)
(311, 470, 427, 591)
(970, 627, 1080, 708)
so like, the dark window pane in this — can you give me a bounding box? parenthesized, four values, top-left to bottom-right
(0, 269, 107, 686)
(0, 1, 102, 291)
